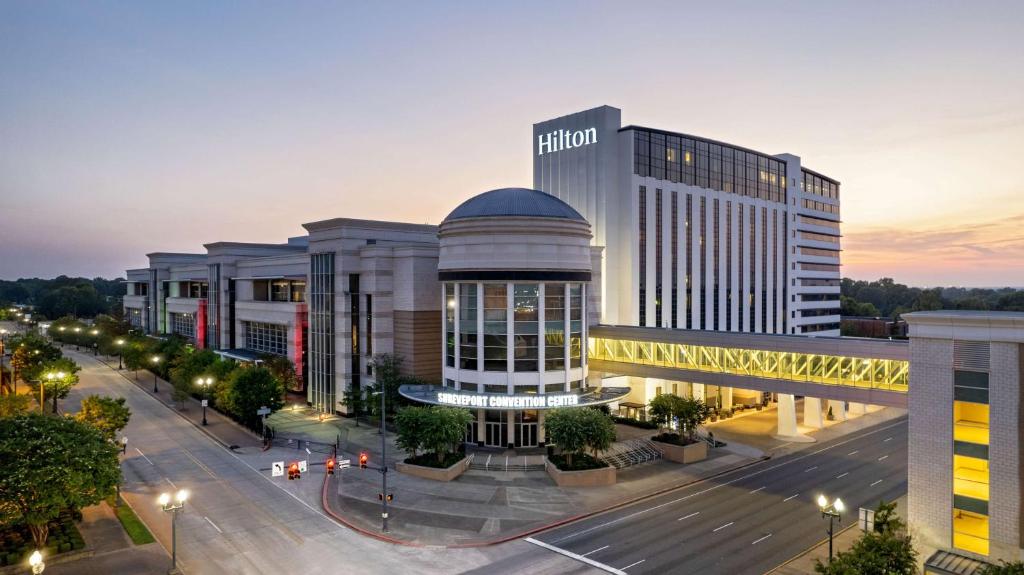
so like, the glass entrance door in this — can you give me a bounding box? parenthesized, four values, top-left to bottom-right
(484, 411, 507, 447)
(514, 410, 539, 448)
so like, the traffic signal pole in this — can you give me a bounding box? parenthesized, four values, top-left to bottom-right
(380, 384, 389, 533)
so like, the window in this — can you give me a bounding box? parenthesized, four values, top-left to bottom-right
(799, 246, 840, 258)
(445, 284, 456, 368)
(544, 284, 565, 371)
(671, 192, 678, 329)
(253, 280, 270, 301)
(569, 284, 583, 369)
(128, 307, 143, 327)
(726, 201, 732, 330)
(170, 312, 195, 339)
(655, 189, 663, 327)
(953, 369, 990, 556)
(513, 284, 539, 372)
(272, 279, 290, 302)
(483, 284, 507, 371)
(713, 199, 719, 330)
(291, 281, 306, 302)
(459, 284, 478, 370)
(800, 263, 841, 273)
(738, 205, 744, 332)
(244, 321, 287, 356)
(700, 197, 706, 329)
(309, 252, 335, 413)
(638, 186, 647, 326)
(800, 231, 840, 244)
(686, 194, 693, 329)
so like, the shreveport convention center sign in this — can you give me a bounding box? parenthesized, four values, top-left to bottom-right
(438, 391, 580, 409)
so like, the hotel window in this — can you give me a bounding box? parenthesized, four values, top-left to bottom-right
(749, 205, 756, 332)
(952, 368, 990, 556)
(459, 284, 478, 370)
(655, 189, 663, 327)
(800, 231, 841, 244)
(365, 294, 373, 361)
(700, 197, 706, 329)
(800, 263, 841, 273)
(544, 284, 565, 371)
(671, 192, 678, 329)
(638, 186, 647, 326)
(244, 321, 287, 356)
(685, 194, 693, 329)
(726, 201, 732, 330)
(445, 284, 456, 368)
(713, 199, 720, 330)
(569, 284, 583, 369)
(799, 215, 840, 230)
(187, 282, 208, 299)
(513, 284, 539, 372)
(773, 208, 779, 332)
(799, 246, 840, 258)
(483, 284, 507, 372)
(761, 208, 768, 333)
(799, 278, 841, 287)
(253, 280, 270, 301)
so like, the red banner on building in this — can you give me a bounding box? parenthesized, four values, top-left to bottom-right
(196, 299, 207, 349)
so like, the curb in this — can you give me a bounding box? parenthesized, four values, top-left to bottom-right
(320, 454, 770, 548)
(766, 521, 859, 574)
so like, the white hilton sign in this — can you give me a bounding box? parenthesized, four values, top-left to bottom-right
(537, 127, 597, 156)
(437, 392, 580, 409)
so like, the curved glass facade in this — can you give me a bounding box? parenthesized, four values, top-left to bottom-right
(443, 281, 586, 388)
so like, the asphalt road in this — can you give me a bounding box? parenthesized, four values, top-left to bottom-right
(62, 349, 599, 575)
(531, 416, 908, 575)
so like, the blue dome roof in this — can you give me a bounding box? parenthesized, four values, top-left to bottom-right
(443, 188, 586, 223)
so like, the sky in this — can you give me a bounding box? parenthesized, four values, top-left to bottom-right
(1, 1, 1022, 286)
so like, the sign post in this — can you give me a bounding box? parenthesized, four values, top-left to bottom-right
(257, 406, 272, 439)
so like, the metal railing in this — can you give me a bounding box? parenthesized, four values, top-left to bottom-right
(600, 439, 663, 469)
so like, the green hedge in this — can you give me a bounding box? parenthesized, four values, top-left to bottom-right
(114, 499, 155, 545)
(0, 511, 84, 566)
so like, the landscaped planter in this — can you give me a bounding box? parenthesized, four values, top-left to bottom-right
(546, 459, 616, 487)
(652, 438, 708, 464)
(395, 456, 470, 482)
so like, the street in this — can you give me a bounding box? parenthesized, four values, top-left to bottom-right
(61, 348, 598, 575)
(530, 416, 908, 574)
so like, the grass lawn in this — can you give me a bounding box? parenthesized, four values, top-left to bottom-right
(114, 499, 155, 545)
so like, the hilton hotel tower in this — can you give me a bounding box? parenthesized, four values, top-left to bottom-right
(534, 105, 842, 337)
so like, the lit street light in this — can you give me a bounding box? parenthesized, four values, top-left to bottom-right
(817, 494, 845, 563)
(44, 371, 65, 414)
(195, 376, 214, 425)
(151, 356, 161, 393)
(158, 489, 189, 574)
(116, 339, 125, 369)
(28, 550, 44, 574)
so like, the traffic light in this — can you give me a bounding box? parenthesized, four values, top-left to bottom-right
(326, 458, 335, 475)
(288, 462, 300, 480)
(377, 493, 393, 502)
(359, 452, 368, 469)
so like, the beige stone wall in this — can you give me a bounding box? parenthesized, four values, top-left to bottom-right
(908, 337, 954, 551)
(394, 310, 441, 383)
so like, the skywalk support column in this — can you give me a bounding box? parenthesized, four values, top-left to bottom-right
(721, 387, 733, 411)
(803, 397, 824, 429)
(775, 393, 815, 442)
(848, 402, 867, 417)
(828, 400, 846, 422)
(692, 383, 706, 402)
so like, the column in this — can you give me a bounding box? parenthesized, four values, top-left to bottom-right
(692, 383, 706, 402)
(848, 402, 867, 417)
(776, 393, 799, 437)
(803, 397, 824, 429)
(538, 412, 546, 446)
(506, 411, 514, 449)
(476, 409, 485, 446)
(828, 400, 846, 422)
(721, 387, 733, 410)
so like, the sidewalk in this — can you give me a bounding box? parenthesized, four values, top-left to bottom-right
(42, 502, 166, 575)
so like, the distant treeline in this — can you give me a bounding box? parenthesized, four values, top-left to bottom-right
(0, 276, 124, 320)
(841, 278, 1024, 318)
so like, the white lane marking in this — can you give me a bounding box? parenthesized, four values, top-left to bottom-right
(621, 559, 646, 571)
(750, 486, 766, 494)
(783, 493, 799, 502)
(878, 455, 889, 461)
(871, 479, 883, 487)
(204, 516, 223, 533)
(713, 522, 734, 532)
(581, 545, 609, 557)
(136, 448, 154, 465)
(165, 477, 177, 489)
(752, 533, 773, 545)
(848, 450, 859, 456)
(551, 419, 907, 543)
(884, 437, 893, 442)
(804, 466, 818, 473)
(678, 511, 700, 521)
(836, 472, 849, 479)
(525, 538, 626, 575)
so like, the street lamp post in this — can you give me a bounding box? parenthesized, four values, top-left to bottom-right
(158, 489, 188, 574)
(151, 356, 161, 393)
(90, 329, 99, 355)
(817, 494, 845, 563)
(28, 550, 44, 574)
(43, 371, 64, 414)
(195, 377, 213, 425)
(380, 384, 389, 533)
(73, 327, 81, 350)
(116, 339, 125, 369)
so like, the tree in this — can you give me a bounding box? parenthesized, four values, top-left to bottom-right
(26, 357, 80, 413)
(394, 406, 472, 465)
(545, 407, 617, 466)
(75, 395, 131, 441)
(219, 366, 285, 430)
(814, 500, 917, 575)
(648, 393, 684, 430)
(674, 396, 711, 441)
(394, 407, 427, 458)
(169, 349, 220, 409)
(0, 394, 31, 417)
(261, 355, 300, 393)
(0, 414, 121, 547)
(367, 353, 414, 417)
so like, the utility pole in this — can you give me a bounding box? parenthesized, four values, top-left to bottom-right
(380, 384, 389, 533)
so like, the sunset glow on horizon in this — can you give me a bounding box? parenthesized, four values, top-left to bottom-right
(1, 1, 1022, 286)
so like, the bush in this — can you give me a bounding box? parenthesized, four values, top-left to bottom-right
(545, 407, 616, 467)
(395, 406, 473, 466)
(651, 432, 698, 446)
(549, 452, 607, 471)
(403, 451, 465, 469)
